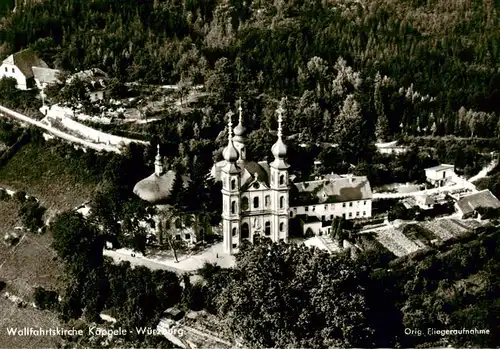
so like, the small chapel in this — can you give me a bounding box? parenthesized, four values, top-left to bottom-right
(211, 98, 290, 254)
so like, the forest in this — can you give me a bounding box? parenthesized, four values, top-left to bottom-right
(0, 0, 499, 150)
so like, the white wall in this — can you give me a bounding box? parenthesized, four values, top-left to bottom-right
(425, 168, 455, 181)
(0, 104, 119, 153)
(45, 105, 149, 147)
(0, 64, 28, 90)
(291, 199, 372, 220)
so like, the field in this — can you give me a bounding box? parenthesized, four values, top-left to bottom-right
(0, 233, 64, 300)
(0, 141, 102, 213)
(0, 297, 64, 349)
(0, 226, 66, 348)
(0, 198, 20, 233)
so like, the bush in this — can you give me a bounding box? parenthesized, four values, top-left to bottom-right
(19, 201, 46, 233)
(33, 286, 59, 311)
(13, 191, 26, 203)
(0, 188, 10, 201)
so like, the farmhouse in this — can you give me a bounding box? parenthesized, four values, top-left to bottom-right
(425, 164, 455, 187)
(0, 48, 49, 90)
(455, 189, 500, 219)
(67, 68, 108, 102)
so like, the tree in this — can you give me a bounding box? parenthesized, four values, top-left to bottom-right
(333, 94, 364, 161)
(215, 240, 375, 348)
(157, 207, 184, 263)
(50, 211, 103, 273)
(58, 76, 90, 116)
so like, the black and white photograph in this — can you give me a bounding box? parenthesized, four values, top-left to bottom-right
(0, 0, 499, 348)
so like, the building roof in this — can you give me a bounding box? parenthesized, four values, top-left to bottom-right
(67, 68, 108, 90)
(32, 67, 61, 85)
(425, 164, 455, 172)
(294, 175, 372, 204)
(133, 170, 189, 205)
(456, 189, 500, 216)
(211, 160, 270, 188)
(3, 48, 49, 78)
(240, 161, 270, 188)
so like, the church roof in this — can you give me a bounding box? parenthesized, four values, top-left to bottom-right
(133, 170, 189, 205)
(240, 161, 270, 188)
(3, 48, 49, 78)
(210, 160, 270, 188)
(293, 175, 372, 204)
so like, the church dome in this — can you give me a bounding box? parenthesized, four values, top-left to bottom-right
(233, 122, 246, 138)
(271, 138, 287, 158)
(133, 170, 190, 205)
(223, 141, 239, 162)
(133, 170, 176, 204)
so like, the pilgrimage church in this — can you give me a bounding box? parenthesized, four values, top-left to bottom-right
(211, 99, 291, 254)
(211, 98, 373, 254)
(134, 98, 373, 255)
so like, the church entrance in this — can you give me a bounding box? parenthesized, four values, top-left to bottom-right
(253, 234, 261, 244)
(241, 223, 249, 239)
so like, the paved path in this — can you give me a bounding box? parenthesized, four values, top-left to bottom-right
(103, 249, 183, 273)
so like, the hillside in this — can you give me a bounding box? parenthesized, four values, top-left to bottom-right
(0, 138, 106, 213)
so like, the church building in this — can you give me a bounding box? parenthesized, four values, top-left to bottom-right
(212, 99, 290, 254)
(212, 98, 373, 255)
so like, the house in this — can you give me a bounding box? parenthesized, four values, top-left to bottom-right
(375, 140, 408, 155)
(403, 194, 436, 210)
(32, 67, 61, 90)
(0, 48, 49, 90)
(455, 189, 500, 219)
(290, 173, 373, 223)
(425, 164, 455, 187)
(67, 68, 108, 102)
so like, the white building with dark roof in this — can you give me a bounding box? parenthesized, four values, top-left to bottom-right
(290, 174, 373, 236)
(0, 48, 49, 90)
(425, 164, 455, 187)
(455, 189, 500, 219)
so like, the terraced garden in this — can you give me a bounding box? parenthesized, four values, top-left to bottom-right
(373, 218, 487, 258)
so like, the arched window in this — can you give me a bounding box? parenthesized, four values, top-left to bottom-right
(241, 197, 249, 211)
(280, 196, 284, 209)
(253, 197, 259, 209)
(265, 221, 271, 235)
(231, 179, 236, 190)
(231, 201, 236, 214)
(241, 223, 249, 238)
(265, 195, 271, 208)
(279, 174, 285, 185)
(280, 222, 284, 232)
(290, 211, 294, 218)
(232, 227, 237, 237)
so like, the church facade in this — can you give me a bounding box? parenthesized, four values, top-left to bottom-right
(212, 99, 290, 254)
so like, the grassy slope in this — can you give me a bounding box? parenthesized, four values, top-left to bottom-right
(0, 298, 63, 349)
(0, 139, 103, 347)
(0, 141, 102, 214)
